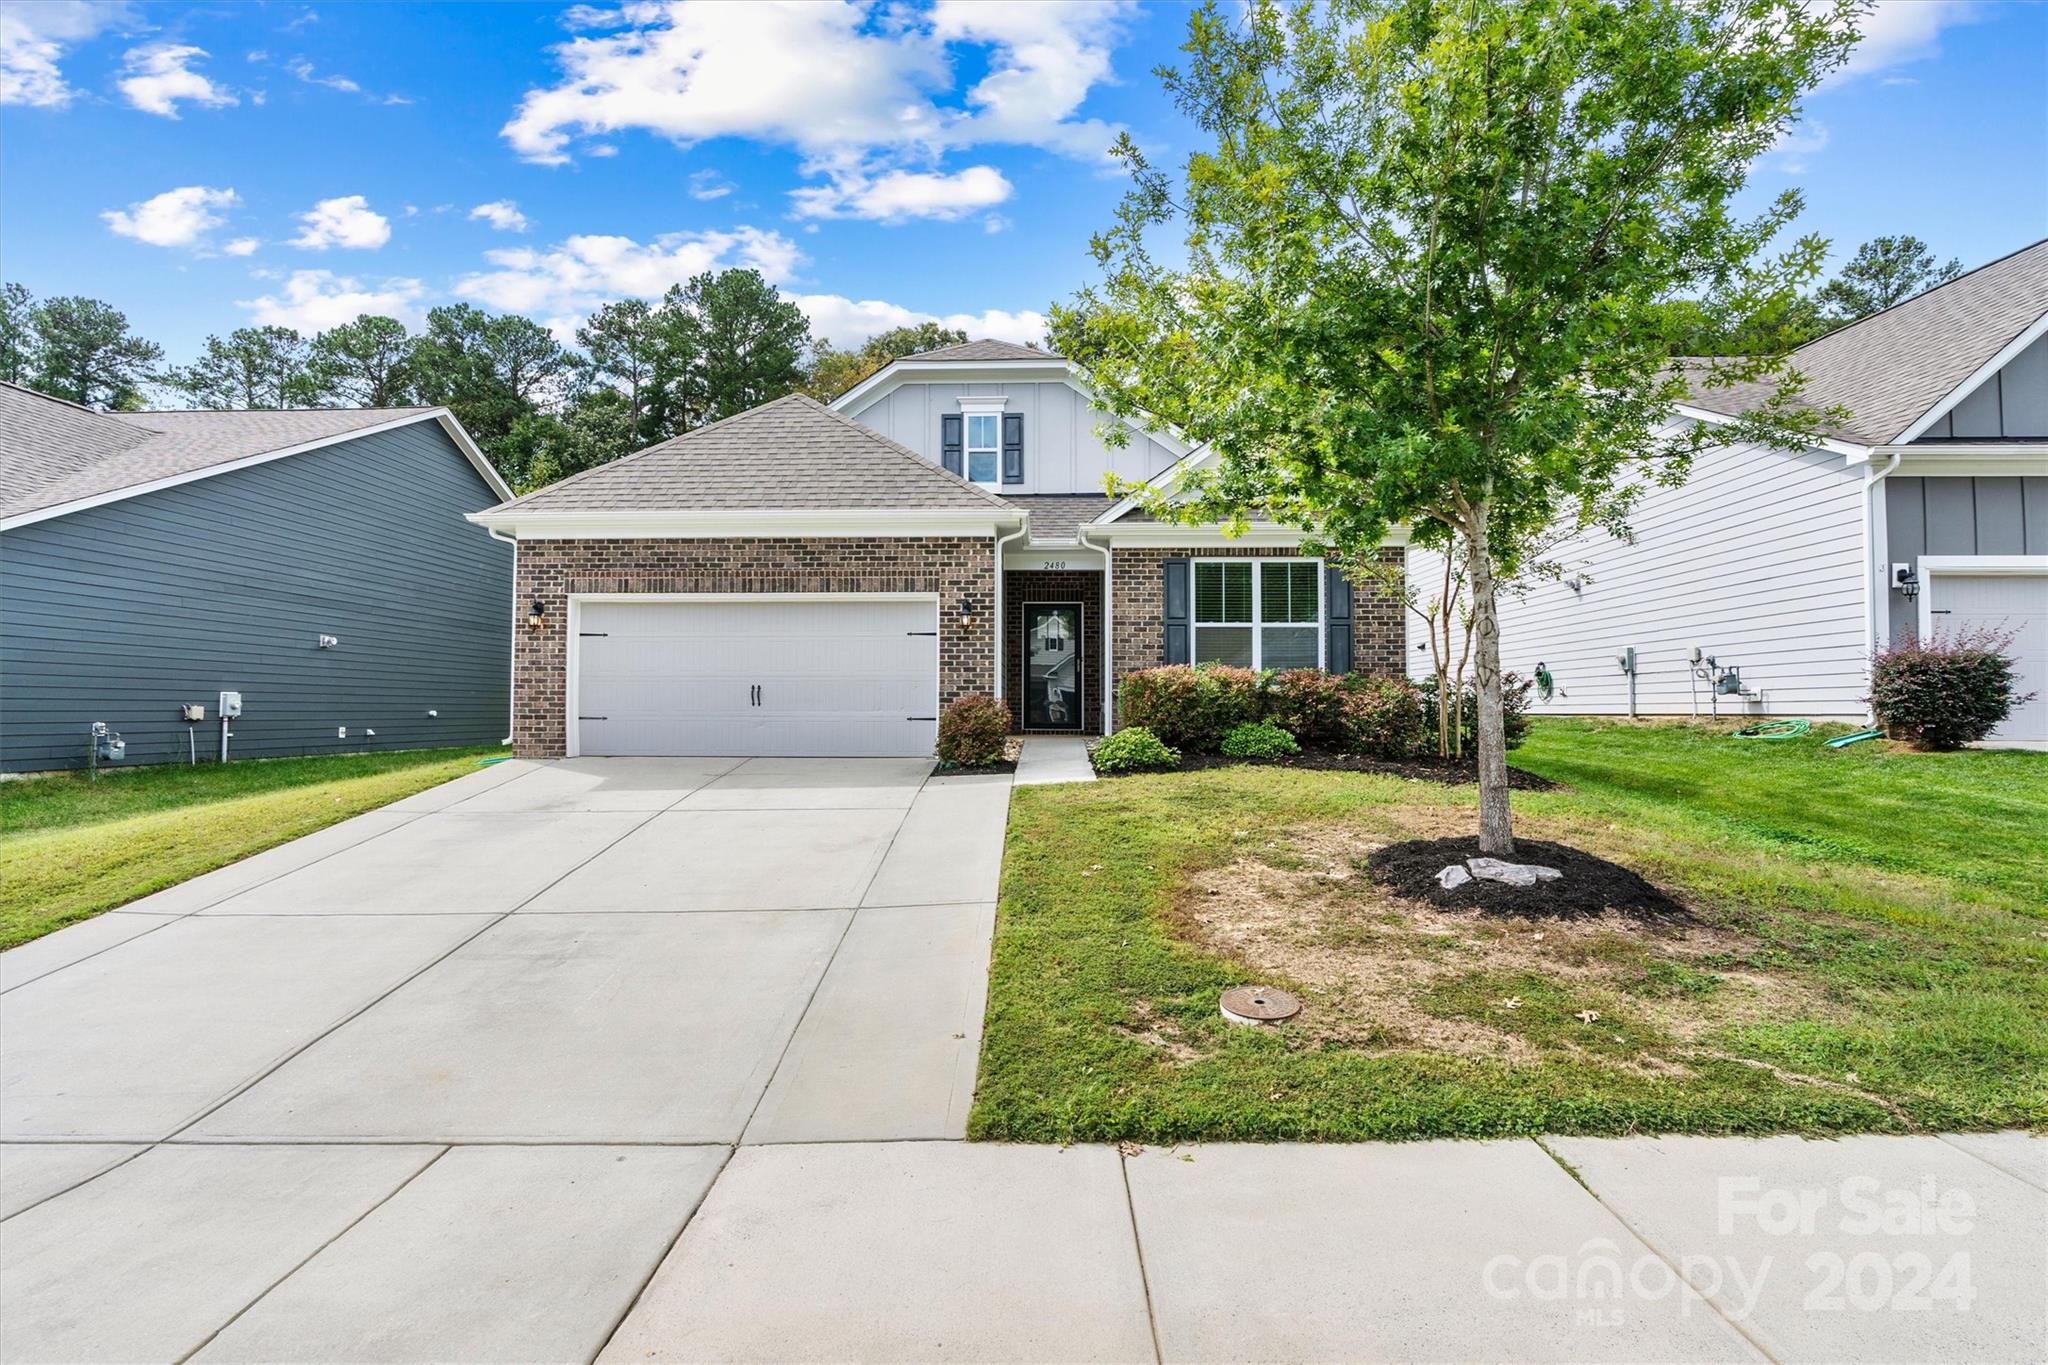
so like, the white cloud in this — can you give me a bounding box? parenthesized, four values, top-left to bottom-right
(500, 0, 1128, 224)
(793, 293, 1045, 349)
(1768, 121, 1830, 173)
(239, 269, 425, 331)
(454, 225, 802, 316)
(224, 236, 261, 256)
(1828, 1, 1984, 85)
(102, 184, 239, 248)
(1, 1, 130, 108)
(791, 164, 1011, 223)
(291, 194, 392, 249)
(286, 56, 359, 93)
(687, 169, 733, 200)
(119, 42, 237, 118)
(469, 199, 530, 232)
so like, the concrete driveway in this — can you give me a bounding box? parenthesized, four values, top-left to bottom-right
(1, 756, 1010, 1362)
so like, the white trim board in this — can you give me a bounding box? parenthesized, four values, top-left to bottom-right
(1, 409, 509, 531)
(470, 508, 1024, 539)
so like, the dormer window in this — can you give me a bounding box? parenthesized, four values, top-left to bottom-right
(965, 412, 1001, 485)
(941, 398, 1023, 487)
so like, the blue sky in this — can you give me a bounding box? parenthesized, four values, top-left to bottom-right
(2, 0, 2043, 368)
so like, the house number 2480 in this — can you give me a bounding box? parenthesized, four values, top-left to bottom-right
(1039, 560, 1068, 570)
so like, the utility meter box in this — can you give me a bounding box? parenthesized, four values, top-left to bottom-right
(180, 703, 206, 722)
(219, 690, 243, 718)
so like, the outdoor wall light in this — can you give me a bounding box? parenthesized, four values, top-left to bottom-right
(1893, 564, 1920, 600)
(526, 598, 547, 631)
(958, 599, 976, 626)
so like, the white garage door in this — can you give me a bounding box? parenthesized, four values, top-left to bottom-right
(573, 597, 940, 757)
(1925, 568, 2047, 744)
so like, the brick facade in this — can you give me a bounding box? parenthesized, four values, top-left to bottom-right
(1002, 568, 1105, 734)
(1108, 545, 1407, 726)
(511, 536, 995, 758)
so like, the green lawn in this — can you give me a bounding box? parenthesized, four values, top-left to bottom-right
(1, 745, 507, 949)
(971, 719, 2047, 1143)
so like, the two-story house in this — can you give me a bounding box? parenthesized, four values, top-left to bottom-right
(470, 339, 1407, 758)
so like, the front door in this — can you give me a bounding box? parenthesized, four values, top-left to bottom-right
(1022, 603, 1084, 731)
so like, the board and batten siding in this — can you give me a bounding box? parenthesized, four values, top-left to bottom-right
(1406, 433, 1870, 718)
(844, 380, 1182, 496)
(0, 420, 512, 771)
(1884, 475, 2048, 642)
(1914, 332, 2048, 440)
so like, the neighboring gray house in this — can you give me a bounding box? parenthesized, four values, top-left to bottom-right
(469, 342, 1408, 760)
(1406, 238, 2048, 745)
(0, 383, 514, 771)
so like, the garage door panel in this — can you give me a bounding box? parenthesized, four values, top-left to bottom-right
(1927, 570, 2046, 744)
(574, 599, 941, 758)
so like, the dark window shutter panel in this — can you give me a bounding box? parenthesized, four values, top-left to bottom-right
(940, 413, 963, 476)
(1001, 412, 1024, 484)
(1163, 557, 1191, 665)
(1324, 564, 1355, 674)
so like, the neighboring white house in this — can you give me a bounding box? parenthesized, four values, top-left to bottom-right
(1408, 239, 2048, 746)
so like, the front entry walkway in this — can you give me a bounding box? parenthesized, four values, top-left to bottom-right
(3, 757, 2042, 1362)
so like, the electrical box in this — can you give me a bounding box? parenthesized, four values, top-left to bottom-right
(180, 703, 205, 722)
(219, 690, 243, 718)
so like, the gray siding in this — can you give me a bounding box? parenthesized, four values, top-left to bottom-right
(1884, 475, 2048, 641)
(845, 380, 1182, 495)
(1914, 332, 2048, 439)
(1, 421, 511, 771)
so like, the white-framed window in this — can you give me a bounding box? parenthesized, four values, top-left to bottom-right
(965, 412, 1001, 485)
(1192, 558, 1322, 670)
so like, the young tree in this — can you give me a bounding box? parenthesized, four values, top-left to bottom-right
(802, 322, 970, 401)
(674, 268, 811, 422)
(1053, 0, 1857, 854)
(172, 326, 317, 409)
(27, 295, 164, 409)
(1815, 235, 1962, 324)
(1, 282, 32, 384)
(308, 314, 415, 407)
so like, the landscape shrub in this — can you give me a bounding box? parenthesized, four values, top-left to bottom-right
(1868, 631, 2026, 750)
(1421, 671, 1534, 755)
(1116, 664, 1264, 751)
(936, 693, 1011, 767)
(1220, 720, 1301, 759)
(1342, 675, 1428, 758)
(1265, 668, 1350, 744)
(1091, 726, 1180, 774)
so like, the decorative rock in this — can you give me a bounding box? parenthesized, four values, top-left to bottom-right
(1435, 864, 1472, 890)
(1467, 857, 1564, 888)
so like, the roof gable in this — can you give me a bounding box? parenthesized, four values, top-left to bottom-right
(482, 394, 1015, 516)
(1683, 238, 2048, 445)
(0, 384, 507, 527)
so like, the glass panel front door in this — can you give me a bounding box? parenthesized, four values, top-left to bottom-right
(1023, 604, 1083, 730)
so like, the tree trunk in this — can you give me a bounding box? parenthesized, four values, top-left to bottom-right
(1466, 512, 1515, 856)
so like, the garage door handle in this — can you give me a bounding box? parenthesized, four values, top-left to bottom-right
(906, 630, 938, 636)
(579, 716, 607, 721)
(906, 716, 936, 722)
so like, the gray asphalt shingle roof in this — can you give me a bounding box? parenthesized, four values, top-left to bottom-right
(1681, 238, 2048, 445)
(486, 394, 1014, 514)
(998, 494, 1114, 543)
(908, 339, 1060, 363)
(0, 382, 435, 519)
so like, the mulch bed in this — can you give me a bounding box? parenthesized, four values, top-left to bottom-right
(931, 758, 1019, 776)
(1366, 836, 1686, 919)
(1108, 748, 1558, 790)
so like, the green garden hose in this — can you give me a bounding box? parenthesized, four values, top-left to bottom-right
(1824, 728, 1883, 748)
(1731, 719, 1810, 740)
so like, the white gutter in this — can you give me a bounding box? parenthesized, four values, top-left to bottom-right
(1077, 522, 1114, 732)
(1861, 448, 1904, 717)
(991, 520, 1030, 699)
(487, 526, 519, 746)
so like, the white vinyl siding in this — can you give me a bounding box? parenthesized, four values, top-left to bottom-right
(1194, 559, 1322, 670)
(572, 597, 939, 757)
(1407, 431, 1871, 717)
(845, 380, 1183, 495)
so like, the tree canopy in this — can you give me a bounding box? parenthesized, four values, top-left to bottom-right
(1052, 0, 1861, 852)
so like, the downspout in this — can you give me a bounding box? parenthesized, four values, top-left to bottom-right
(487, 526, 518, 746)
(1077, 523, 1114, 733)
(1860, 449, 1902, 722)
(992, 518, 1029, 705)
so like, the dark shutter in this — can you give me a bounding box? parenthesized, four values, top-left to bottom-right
(940, 413, 963, 476)
(1324, 564, 1355, 674)
(1163, 558, 1191, 665)
(1001, 412, 1024, 484)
